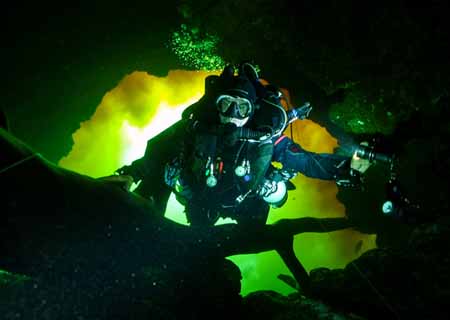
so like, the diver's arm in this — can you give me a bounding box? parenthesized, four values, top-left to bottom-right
(116, 119, 190, 180)
(272, 135, 354, 181)
(116, 157, 147, 181)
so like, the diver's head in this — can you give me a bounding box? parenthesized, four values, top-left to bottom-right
(216, 74, 257, 127)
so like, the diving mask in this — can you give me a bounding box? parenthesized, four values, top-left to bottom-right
(216, 94, 253, 119)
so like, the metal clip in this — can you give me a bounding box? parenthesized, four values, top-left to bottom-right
(235, 189, 252, 204)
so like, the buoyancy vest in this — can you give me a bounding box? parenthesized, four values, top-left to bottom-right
(164, 122, 274, 216)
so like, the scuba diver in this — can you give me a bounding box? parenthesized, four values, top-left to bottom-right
(114, 62, 372, 227)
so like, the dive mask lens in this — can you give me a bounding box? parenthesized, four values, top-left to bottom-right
(217, 95, 234, 114)
(216, 95, 252, 118)
(236, 98, 252, 117)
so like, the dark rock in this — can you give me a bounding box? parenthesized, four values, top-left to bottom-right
(308, 219, 450, 319)
(242, 290, 362, 320)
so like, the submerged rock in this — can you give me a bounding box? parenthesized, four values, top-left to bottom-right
(241, 290, 364, 320)
(309, 218, 450, 319)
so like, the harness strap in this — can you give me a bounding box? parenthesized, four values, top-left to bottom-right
(274, 135, 288, 146)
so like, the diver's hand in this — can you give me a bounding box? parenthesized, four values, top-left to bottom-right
(351, 142, 372, 174)
(98, 174, 134, 192)
(350, 153, 372, 173)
